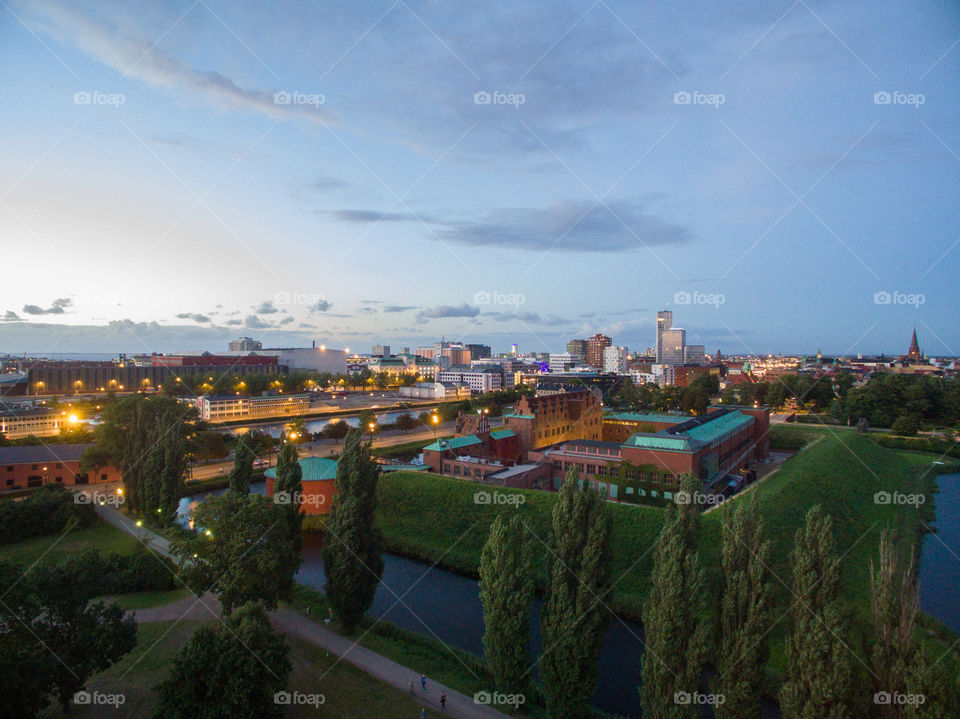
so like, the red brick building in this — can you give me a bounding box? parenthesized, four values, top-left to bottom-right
(585, 333, 612, 369)
(0, 444, 121, 491)
(502, 389, 602, 454)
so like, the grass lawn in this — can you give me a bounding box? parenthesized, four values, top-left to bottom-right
(38, 618, 450, 719)
(112, 588, 192, 610)
(0, 518, 140, 566)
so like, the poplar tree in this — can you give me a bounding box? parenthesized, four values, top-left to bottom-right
(479, 514, 534, 695)
(273, 440, 303, 552)
(640, 473, 710, 719)
(323, 429, 383, 633)
(540, 468, 612, 719)
(779, 505, 851, 719)
(229, 434, 254, 494)
(715, 498, 772, 719)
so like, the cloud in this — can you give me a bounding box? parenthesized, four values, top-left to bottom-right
(415, 303, 481, 323)
(484, 311, 573, 326)
(278, 316, 294, 325)
(1, 311, 21, 322)
(26, 0, 336, 127)
(22, 298, 73, 315)
(308, 299, 333, 313)
(175, 312, 211, 323)
(357, 307, 377, 315)
(254, 301, 279, 314)
(243, 315, 273, 329)
(329, 199, 690, 253)
(360, 299, 383, 304)
(382, 305, 418, 313)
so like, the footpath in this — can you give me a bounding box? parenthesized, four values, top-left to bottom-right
(93, 501, 507, 719)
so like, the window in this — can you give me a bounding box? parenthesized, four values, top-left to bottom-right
(586, 465, 596, 475)
(31, 464, 38, 470)
(55, 477, 63, 483)
(101, 474, 108, 481)
(56, 463, 62, 469)
(5, 466, 11, 472)
(5, 479, 12, 486)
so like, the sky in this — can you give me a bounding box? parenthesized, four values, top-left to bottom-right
(0, 0, 958, 357)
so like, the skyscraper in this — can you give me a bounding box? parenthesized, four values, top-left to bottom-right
(656, 310, 673, 363)
(661, 328, 685, 365)
(586, 333, 612, 369)
(566, 339, 587, 361)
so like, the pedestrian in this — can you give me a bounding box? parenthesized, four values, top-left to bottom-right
(421, 674, 427, 691)
(440, 690, 446, 709)
(408, 678, 415, 695)
(419, 709, 426, 719)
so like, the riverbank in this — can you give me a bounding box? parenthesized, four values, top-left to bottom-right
(206, 399, 442, 429)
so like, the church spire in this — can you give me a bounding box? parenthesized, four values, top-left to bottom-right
(907, 328, 921, 361)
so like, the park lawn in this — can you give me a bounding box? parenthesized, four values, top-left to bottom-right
(113, 588, 191, 610)
(0, 518, 140, 566)
(38, 618, 450, 719)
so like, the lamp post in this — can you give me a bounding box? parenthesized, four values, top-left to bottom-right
(431, 414, 439, 439)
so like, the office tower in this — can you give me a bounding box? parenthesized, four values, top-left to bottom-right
(229, 337, 262, 352)
(683, 345, 705, 365)
(661, 328, 685, 365)
(603, 346, 628, 374)
(371, 344, 390, 357)
(566, 339, 587, 361)
(656, 310, 673, 363)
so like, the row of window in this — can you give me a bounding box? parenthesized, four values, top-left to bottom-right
(5, 462, 64, 471)
(442, 462, 486, 478)
(552, 460, 677, 484)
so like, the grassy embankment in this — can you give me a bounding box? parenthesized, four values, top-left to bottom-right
(374, 424, 959, 675)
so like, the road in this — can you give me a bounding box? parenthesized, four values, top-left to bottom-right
(91, 499, 506, 719)
(187, 421, 462, 479)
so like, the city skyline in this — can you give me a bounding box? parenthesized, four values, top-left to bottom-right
(1, 0, 958, 356)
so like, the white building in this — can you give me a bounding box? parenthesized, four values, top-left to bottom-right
(398, 382, 470, 400)
(548, 352, 579, 372)
(255, 347, 347, 374)
(435, 367, 502, 394)
(603, 346, 628, 374)
(197, 393, 310, 422)
(0, 407, 62, 439)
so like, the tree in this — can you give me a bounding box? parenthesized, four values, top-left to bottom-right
(640, 474, 710, 719)
(715, 499, 772, 719)
(322, 419, 350, 441)
(479, 514, 534, 695)
(394, 412, 418, 433)
(154, 601, 291, 719)
(273, 440, 304, 553)
(779, 506, 851, 719)
(891, 415, 920, 436)
(540, 468, 612, 719)
(229, 434, 255, 494)
(175, 493, 301, 615)
(323, 428, 384, 633)
(0, 556, 137, 713)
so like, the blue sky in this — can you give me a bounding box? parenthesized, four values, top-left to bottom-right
(0, 0, 958, 356)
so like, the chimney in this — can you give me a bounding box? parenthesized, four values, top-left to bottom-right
(312, 340, 316, 349)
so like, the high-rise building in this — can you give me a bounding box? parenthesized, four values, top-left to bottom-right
(229, 337, 262, 352)
(586, 333, 612, 368)
(372, 344, 390, 357)
(656, 310, 673, 363)
(465, 343, 492, 359)
(603, 346, 628, 374)
(661, 328, 685, 365)
(510, 343, 518, 356)
(566, 339, 587, 361)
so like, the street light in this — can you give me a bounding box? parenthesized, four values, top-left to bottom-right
(431, 414, 439, 439)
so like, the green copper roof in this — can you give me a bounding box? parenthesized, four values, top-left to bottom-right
(489, 429, 516, 439)
(623, 411, 755, 452)
(502, 413, 534, 419)
(423, 435, 484, 452)
(605, 412, 685, 424)
(265, 456, 338, 482)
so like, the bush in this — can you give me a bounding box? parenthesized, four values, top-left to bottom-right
(0, 485, 95, 544)
(891, 415, 920, 436)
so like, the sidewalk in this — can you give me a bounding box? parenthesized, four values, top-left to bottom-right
(93, 500, 506, 719)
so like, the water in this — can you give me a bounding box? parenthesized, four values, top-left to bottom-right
(229, 410, 406, 438)
(919, 473, 960, 634)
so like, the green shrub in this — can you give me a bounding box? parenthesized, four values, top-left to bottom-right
(0, 484, 95, 544)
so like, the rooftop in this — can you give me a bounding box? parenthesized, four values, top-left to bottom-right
(0, 443, 96, 465)
(622, 409, 756, 452)
(489, 429, 516, 440)
(265, 456, 338, 482)
(423, 435, 484, 452)
(604, 412, 686, 424)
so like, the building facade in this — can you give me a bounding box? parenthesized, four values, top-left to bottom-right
(603, 346, 628, 374)
(585, 334, 612, 369)
(197, 393, 310, 421)
(0, 407, 63, 439)
(656, 310, 673, 363)
(502, 389, 603, 454)
(0, 444, 122, 490)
